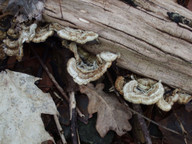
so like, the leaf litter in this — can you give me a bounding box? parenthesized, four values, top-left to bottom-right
(79, 83, 132, 137)
(0, 69, 58, 144)
(0, 3, 191, 141)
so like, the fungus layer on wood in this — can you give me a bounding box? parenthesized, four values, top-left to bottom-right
(0, 13, 118, 86)
(123, 79, 164, 105)
(115, 76, 192, 111)
(0, 16, 100, 62)
(65, 41, 119, 85)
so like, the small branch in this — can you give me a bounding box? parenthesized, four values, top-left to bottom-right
(174, 112, 188, 144)
(31, 47, 85, 118)
(132, 104, 152, 144)
(31, 47, 69, 101)
(69, 92, 80, 144)
(54, 115, 67, 144)
(35, 46, 50, 85)
(53, 91, 64, 101)
(127, 106, 182, 136)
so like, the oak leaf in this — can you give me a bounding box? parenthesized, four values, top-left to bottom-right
(80, 83, 132, 137)
(0, 70, 58, 144)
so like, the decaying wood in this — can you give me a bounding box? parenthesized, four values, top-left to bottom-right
(43, 0, 192, 94)
(0, 0, 188, 94)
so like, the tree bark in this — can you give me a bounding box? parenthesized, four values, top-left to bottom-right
(44, 0, 192, 93)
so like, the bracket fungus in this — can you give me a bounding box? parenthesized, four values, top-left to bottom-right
(157, 90, 192, 111)
(57, 27, 98, 44)
(49, 23, 98, 44)
(3, 23, 37, 61)
(115, 76, 125, 95)
(60, 27, 118, 85)
(115, 77, 192, 111)
(0, 21, 100, 61)
(67, 45, 118, 85)
(0, 18, 101, 61)
(32, 25, 54, 43)
(123, 79, 164, 105)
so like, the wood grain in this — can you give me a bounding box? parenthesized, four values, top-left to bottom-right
(34, 0, 192, 93)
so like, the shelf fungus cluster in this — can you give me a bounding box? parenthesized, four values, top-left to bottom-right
(63, 39, 119, 85)
(0, 19, 100, 61)
(0, 22, 55, 60)
(0, 16, 118, 84)
(50, 23, 118, 85)
(115, 76, 192, 111)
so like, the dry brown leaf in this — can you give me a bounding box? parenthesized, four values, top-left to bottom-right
(80, 83, 132, 137)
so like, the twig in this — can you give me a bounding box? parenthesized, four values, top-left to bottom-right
(35, 46, 50, 85)
(69, 92, 80, 144)
(31, 47, 85, 118)
(132, 104, 152, 144)
(174, 112, 188, 144)
(53, 91, 64, 101)
(31, 47, 69, 101)
(54, 115, 67, 144)
(127, 105, 182, 136)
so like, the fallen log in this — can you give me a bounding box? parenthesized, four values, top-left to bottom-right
(43, 0, 192, 93)
(3, 0, 192, 93)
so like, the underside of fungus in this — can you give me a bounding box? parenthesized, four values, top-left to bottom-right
(66, 42, 118, 85)
(115, 77, 192, 111)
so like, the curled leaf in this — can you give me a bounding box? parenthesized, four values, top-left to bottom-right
(80, 83, 132, 137)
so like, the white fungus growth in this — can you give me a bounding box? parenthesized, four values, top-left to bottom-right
(116, 77, 192, 111)
(67, 52, 118, 85)
(57, 27, 98, 44)
(32, 25, 54, 43)
(1, 22, 99, 61)
(3, 23, 37, 61)
(123, 79, 164, 105)
(64, 38, 118, 85)
(157, 90, 192, 111)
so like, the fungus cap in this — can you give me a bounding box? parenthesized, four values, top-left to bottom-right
(57, 27, 98, 44)
(67, 51, 118, 85)
(32, 26, 54, 43)
(115, 76, 125, 95)
(123, 79, 164, 105)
